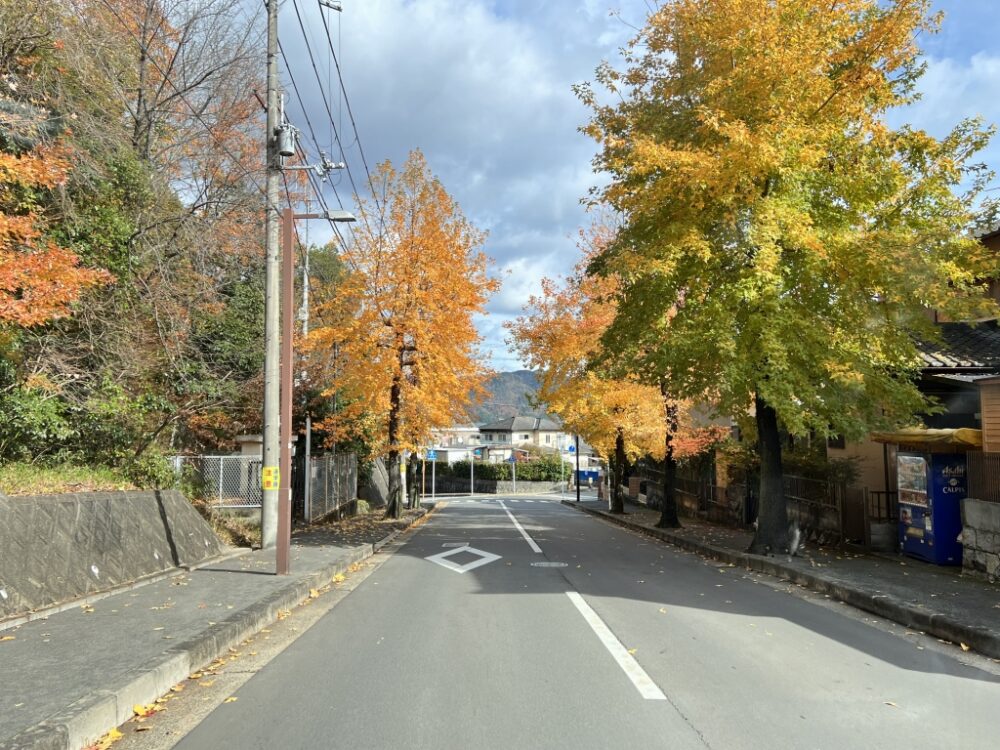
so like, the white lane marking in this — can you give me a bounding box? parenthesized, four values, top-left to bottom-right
(497, 499, 543, 554)
(425, 546, 501, 574)
(565, 592, 667, 701)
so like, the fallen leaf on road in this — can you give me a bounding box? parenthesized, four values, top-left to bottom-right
(135, 727, 151, 733)
(0, 635, 14, 642)
(658, 607, 667, 614)
(309, 588, 319, 599)
(133, 704, 159, 718)
(960, 643, 971, 652)
(332, 573, 346, 583)
(200, 680, 216, 687)
(224, 696, 238, 703)
(189, 672, 203, 680)
(277, 609, 290, 620)
(884, 701, 899, 708)
(89, 727, 123, 750)
(627, 648, 637, 655)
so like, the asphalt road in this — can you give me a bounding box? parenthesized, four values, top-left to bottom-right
(169, 496, 1000, 750)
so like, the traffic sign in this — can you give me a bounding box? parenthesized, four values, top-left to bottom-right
(568, 444, 575, 453)
(426, 450, 437, 461)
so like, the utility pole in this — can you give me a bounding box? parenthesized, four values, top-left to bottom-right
(261, 0, 281, 551)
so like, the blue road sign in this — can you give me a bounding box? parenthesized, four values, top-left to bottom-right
(507, 455, 517, 463)
(568, 444, 575, 453)
(426, 450, 437, 461)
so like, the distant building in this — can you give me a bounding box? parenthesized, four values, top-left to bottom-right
(431, 424, 481, 447)
(478, 416, 563, 450)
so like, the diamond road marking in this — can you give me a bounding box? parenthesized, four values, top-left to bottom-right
(531, 562, 568, 567)
(424, 546, 502, 574)
(442, 542, 467, 547)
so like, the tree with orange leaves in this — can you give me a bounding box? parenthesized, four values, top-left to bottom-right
(508, 221, 723, 521)
(308, 151, 498, 518)
(0, 143, 109, 326)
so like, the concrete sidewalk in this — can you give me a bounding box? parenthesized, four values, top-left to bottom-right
(0, 508, 429, 750)
(564, 497, 1000, 660)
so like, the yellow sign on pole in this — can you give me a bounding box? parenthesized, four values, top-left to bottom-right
(262, 466, 280, 490)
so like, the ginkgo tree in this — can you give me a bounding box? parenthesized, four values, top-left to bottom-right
(508, 222, 723, 523)
(579, 0, 999, 552)
(308, 150, 498, 518)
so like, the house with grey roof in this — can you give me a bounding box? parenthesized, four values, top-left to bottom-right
(478, 416, 564, 452)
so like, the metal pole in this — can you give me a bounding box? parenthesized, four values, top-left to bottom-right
(432, 457, 436, 500)
(276, 207, 294, 575)
(575, 434, 580, 503)
(261, 0, 281, 550)
(512, 456, 516, 494)
(470, 454, 474, 497)
(302, 235, 312, 523)
(304, 418, 311, 521)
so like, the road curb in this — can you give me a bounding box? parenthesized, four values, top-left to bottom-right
(1, 508, 431, 750)
(562, 500, 1000, 660)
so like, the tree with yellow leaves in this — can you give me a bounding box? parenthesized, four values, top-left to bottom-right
(579, 0, 999, 551)
(308, 151, 498, 518)
(509, 222, 722, 522)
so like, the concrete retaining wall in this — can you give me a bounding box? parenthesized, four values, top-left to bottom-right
(423, 476, 563, 495)
(0, 490, 224, 621)
(963, 497, 1000, 579)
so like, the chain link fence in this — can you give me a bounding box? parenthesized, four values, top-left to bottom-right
(306, 453, 358, 522)
(172, 456, 262, 508)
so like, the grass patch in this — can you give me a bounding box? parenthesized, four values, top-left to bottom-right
(0, 461, 138, 496)
(188, 498, 262, 548)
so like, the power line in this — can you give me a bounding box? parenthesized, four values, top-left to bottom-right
(316, 1, 381, 210)
(278, 41, 353, 247)
(286, 0, 378, 240)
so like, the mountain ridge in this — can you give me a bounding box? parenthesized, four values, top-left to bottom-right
(468, 370, 551, 424)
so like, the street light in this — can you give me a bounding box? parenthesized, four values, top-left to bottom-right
(276, 206, 356, 576)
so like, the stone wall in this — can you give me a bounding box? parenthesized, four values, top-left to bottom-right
(962, 497, 1000, 580)
(0, 490, 224, 621)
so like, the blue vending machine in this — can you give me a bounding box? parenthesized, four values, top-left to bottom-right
(896, 451, 965, 565)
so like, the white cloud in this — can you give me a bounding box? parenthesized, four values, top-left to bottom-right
(277, 0, 645, 368)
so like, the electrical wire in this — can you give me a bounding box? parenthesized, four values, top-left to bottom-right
(316, 0, 382, 212)
(278, 39, 354, 247)
(287, 0, 378, 240)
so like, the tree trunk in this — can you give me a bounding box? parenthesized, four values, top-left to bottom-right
(609, 427, 626, 514)
(384, 375, 403, 519)
(656, 395, 681, 529)
(406, 452, 420, 509)
(749, 393, 789, 554)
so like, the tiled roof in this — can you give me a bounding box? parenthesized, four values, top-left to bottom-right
(478, 416, 562, 432)
(917, 321, 1000, 370)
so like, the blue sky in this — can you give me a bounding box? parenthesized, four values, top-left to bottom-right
(279, 0, 1000, 371)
